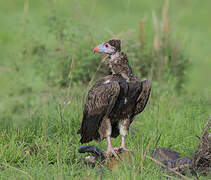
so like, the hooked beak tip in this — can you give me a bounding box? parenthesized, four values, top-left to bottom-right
(93, 45, 99, 53)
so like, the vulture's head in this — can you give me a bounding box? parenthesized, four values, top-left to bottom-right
(93, 39, 121, 55)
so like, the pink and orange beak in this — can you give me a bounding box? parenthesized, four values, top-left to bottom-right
(93, 46, 99, 53)
(93, 44, 105, 53)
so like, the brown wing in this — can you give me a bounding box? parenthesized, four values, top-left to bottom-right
(77, 77, 120, 144)
(134, 80, 151, 116)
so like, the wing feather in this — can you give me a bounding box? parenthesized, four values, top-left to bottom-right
(134, 80, 151, 116)
(78, 77, 120, 143)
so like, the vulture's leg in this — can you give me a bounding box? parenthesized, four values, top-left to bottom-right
(106, 135, 118, 157)
(121, 135, 126, 149)
(99, 117, 118, 157)
(118, 119, 130, 150)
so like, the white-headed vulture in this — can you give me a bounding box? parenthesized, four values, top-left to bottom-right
(78, 39, 151, 156)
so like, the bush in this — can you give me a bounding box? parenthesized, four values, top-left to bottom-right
(26, 1, 189, 92)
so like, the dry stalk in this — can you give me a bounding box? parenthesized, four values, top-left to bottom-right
(135, 116, 161, 178)
(61, 58, 75, 116)
(82, 54, 109, 104)
(0, 145, 7, 159)
(139, 20, 145, 44)
(163, 174, 178, 179)
(22, 0, 29, 29)
(106, 29, 116, 37)
(1, 163, 33, 180)
(152, 11, 160, 54)
(162, 0, 170, 43)
(136, 135, 154, 176)
(106, 29, 124, 39)
(57, 152, 63, 179)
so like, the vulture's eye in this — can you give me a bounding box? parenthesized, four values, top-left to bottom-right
(105, 44, 109, 48)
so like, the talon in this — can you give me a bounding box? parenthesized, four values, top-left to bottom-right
(113, 147, 120, 151)
(106, 148, 119, 158)
(114, 147, 129, 153)
(120, 147, 130, 151)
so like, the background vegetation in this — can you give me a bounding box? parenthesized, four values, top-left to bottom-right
(0, 0, 211, 179)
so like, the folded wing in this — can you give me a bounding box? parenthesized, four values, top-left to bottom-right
(78, 77, 121, 143)
(134, 80, 151, 116)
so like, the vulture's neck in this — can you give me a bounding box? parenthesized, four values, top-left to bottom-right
(109, 52, 133, 81)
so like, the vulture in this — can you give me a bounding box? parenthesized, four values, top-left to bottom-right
(78, 39, 151, 156)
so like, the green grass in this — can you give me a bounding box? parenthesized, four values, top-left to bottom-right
(0, 0, 211, 179)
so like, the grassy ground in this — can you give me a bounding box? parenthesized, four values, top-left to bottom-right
(0, 0, 211, 179)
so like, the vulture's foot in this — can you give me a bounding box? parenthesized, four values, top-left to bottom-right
(113, 147, 129, 152)
(120, 147, 129, 151)
(113, 147, 120, 151)
(106, 147, 119, 158)
(106, 136, 119, 158)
